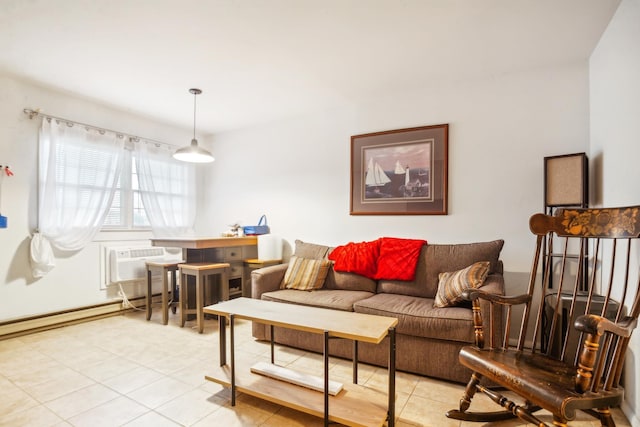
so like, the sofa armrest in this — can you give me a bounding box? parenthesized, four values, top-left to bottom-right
(475, 273, 505, 348)
(478, 273, 504, 298)
(251, 263, 288, 299)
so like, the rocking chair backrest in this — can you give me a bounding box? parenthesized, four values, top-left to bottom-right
(515, 206, 640, 393)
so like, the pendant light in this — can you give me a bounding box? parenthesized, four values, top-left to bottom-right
(173, 88, 215, 163)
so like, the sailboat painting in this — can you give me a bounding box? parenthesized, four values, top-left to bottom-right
(351, 123, 448, 215)
(363, 140, 432, 200)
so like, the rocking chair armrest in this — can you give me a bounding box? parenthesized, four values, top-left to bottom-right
(462, 289, 531, 306)
(574, 314, 637, 338)
(574, 314, 637, 393)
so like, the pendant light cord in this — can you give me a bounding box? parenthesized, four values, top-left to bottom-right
(192, 91, 197, 141)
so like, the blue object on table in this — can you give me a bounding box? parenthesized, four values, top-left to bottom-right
(243, 215, 270, 236)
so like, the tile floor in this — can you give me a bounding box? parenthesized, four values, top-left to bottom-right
(0, 309, 631, 427)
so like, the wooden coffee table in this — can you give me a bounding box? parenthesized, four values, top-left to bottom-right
(203, 297, 398, 427)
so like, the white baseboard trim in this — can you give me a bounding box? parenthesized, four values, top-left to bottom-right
(621, 400, 640, 427)
(0, 297, 146, 340)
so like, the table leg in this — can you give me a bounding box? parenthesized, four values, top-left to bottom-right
(179, 272, 186, 327)
(353, 340, 358, 384)
(145, 269, 152, 321)
(170, 268, 177, 314)
(196, 272, 204, 333)
(388, 327, 396, 427)
(219, 315, 226, 366)
(161, 268, 169, 325)
(270, 325, 275, 364)
(220, 267, 229, 301)
(230, 314, 236, 406)
(324, 330, 329, 427)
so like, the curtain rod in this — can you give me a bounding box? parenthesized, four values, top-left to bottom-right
(23, 108, 177, 150)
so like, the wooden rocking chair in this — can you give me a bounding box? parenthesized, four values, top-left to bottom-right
(447, 206, 640, 427)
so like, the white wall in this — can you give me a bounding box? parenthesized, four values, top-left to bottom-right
(0, 73, 195, 321)
(202, 62, 590, 277)
(590, 0, 640, 424)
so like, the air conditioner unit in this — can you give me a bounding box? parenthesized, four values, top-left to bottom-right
(108, 246, 181, 283)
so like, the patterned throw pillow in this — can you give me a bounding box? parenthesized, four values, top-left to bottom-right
(433, 261, 490, 308)
(281, 256, 332, 291)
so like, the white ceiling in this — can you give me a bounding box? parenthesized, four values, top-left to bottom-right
(0, 0, 620, 134)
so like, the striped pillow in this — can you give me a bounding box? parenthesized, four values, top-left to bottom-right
(434, 261, 490, 308)
(281, 256, 332, 291)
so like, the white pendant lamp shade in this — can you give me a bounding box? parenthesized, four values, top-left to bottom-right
(173, 138, 215, 163)
(173, 88, 214, 163)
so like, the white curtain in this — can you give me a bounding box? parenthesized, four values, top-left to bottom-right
(31, 119, 125, 276)
(135, 142, 196, 237)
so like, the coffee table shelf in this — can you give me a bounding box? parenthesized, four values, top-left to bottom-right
(205, 364, 389, 427)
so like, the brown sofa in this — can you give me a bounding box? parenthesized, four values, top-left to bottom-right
(251, 239, 505, 383)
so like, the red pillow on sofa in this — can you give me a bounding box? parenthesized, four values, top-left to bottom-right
(374, 237, 426, 281)
(328, 239, 381, 279)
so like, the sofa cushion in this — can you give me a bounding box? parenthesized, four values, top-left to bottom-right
(324, 269, 378, 293)
(281, 256, 331, 291)
(262, 289, 374, 312)
(377, 240, 504, 298)
(434, 261, 490, 308)
(293, 239, 331, 259)
(353, 293, 475, 343)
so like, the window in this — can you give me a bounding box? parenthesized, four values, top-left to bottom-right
(39, 118, 195, 240)
(103, 152, 150, 230)
(101, 142, 196, 233)
(38, 118, 126, 251)
(52, 140, 122, 224)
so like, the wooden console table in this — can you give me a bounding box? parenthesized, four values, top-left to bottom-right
(204, 298, 398, 427)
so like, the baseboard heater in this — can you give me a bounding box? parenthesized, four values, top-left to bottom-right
(250, 361, 343, 395)
(0, 297, 145, 340)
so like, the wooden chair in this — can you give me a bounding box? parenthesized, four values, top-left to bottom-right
(447, 206, 640, 427)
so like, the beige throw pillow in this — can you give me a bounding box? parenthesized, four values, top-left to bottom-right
(293, 239, 331, 259)
(281, 256, 331, 291)
(434, 261, 490, 308)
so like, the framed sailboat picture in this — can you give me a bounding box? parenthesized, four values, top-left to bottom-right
(350, 124, 448, 215)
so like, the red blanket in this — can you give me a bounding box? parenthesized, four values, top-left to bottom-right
(328, 237, 426, 281)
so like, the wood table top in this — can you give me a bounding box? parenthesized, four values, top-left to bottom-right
(204, 297, 398, 344)
(150, 236, 257, 249)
